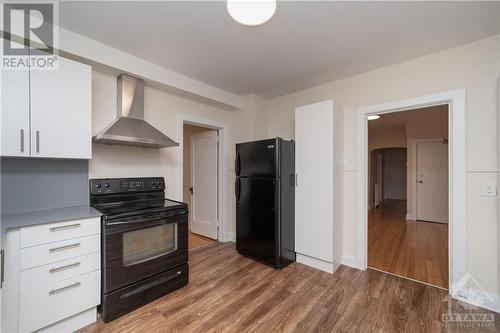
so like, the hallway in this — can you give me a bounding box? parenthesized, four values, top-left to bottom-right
(368, 200, 449, 289)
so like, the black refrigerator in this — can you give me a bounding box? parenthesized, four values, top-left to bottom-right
(235, 138, 295, 268)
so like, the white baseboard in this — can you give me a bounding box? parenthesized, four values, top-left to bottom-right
(341, 255, 365, 270)
(296, 253, 340, 273)
(222, 232, 235, 243)
(38, 308, 96, 333)
(406, 212, 416, 220)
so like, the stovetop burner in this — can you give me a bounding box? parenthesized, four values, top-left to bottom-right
(92, 198, 186, 219)
(89, 177, 187, 219)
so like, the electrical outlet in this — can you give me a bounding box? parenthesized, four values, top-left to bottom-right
(482, 183, 497, 197)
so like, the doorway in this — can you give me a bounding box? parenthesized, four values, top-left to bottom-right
(183, 123, 218, 251)
(370, 148, 407, 209)
(366, 105, 449, 289)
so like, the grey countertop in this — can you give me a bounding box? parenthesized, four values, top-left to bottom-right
(1, 205, 102, 236)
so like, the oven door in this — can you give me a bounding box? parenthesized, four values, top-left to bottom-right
(103, 209, 188, 293)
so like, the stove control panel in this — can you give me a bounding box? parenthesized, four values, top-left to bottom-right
(90, 177, 165, 195)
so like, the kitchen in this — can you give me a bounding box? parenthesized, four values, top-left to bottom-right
(1, 1, 500, 332)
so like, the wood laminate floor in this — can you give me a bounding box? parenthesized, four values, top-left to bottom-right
(188, 231, 216, 251)
(368, 200, 449, 289)
(78, 242, 498, 333)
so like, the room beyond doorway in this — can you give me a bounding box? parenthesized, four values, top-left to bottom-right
(183, 123, 219, 250)
(367, 104, 449, 289)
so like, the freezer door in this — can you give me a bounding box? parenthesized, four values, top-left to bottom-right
(236, 139, 277, 178)
(236, 177, 278, 266)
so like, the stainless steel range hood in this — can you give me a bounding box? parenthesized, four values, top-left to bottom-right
(93, 74, 179, 148)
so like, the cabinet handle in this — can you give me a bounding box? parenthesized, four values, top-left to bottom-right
(49, 281, 81, 295)
(49, 261, 81, 273)
(49, 223, 81, 232)
(20, 129, 24, 153)
(0, 250, 4, 289)
(295, 174, 298, 187)
(48, 242, 80, 253)
(36, 130, 40, 153)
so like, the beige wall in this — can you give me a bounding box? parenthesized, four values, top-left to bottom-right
(368, 125, 406, 207)
(89, 71, 267, 240)
(267, 35, 499, 294)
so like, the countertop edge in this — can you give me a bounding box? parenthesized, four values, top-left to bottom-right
(1, 205, 102, 237)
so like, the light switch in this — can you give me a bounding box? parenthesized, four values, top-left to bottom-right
(482, 183, 497, 197)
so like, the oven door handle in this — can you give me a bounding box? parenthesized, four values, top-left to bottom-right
(106, 217, 166, 227)
(106, 209, 187, 227)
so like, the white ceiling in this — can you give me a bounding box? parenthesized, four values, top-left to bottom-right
(368, 105, 448, 132)
(59, 1, 500, 98)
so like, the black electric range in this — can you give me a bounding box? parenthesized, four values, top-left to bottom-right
(90, 177, 188, 322)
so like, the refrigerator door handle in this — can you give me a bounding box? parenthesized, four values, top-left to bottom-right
(295, 173, 298, 187)
(235, 178, 241, 201)
(235, 151, 241, 176)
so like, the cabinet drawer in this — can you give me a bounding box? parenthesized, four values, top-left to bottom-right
(20, 217, 100, 248)
(19, 270, 100, 333)
(20, 234, 100, 270)
(20, 252, 100, 287)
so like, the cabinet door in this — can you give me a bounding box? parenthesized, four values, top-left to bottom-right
(295, 100, 334, 263)
(30, 55, 91, 159)
(1, 42, 30, 157)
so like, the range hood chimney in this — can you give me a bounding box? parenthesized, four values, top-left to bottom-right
(92, 74, 179, 148)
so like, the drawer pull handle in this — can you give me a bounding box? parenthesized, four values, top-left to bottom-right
(49, 223, 81, 232)
(49, 243, 81, 253)
(20, 129, 24, 153)
(49, 262, 81, 273)
(49, 281, 81, 295)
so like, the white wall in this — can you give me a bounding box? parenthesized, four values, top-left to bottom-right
(89, 71, 267, 240)
(267, 35, 500, 294)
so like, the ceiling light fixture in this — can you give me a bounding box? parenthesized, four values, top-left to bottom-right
(367, 115, 381, 120)
(227, 0, 277, 26)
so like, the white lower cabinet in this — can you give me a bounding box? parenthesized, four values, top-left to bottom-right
(2, 217, 101, 333)
(19, 270, 100, 333)
(20, 234, 100, 270)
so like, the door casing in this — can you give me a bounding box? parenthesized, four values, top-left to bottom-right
(356, 89, 466, 299)
(176, 114, 230, 243)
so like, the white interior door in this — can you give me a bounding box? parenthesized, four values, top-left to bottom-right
(190, 130, 218, 239)
(416, 140, 448, 223)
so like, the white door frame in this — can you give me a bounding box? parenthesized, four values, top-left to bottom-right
(356, 89, 466, 297)
(176, 113, 230, 243)
(410, 138, 447, 222)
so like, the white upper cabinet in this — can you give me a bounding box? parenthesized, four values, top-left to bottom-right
(0, 42, 92, 159)
(1, 42, 30, 157)
(30, 55, 92, 159)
